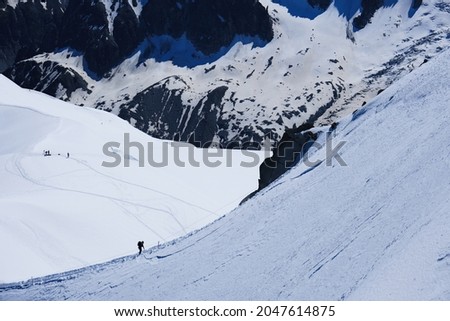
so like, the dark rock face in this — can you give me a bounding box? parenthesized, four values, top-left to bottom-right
(0, 0, 273, 76)
(241, 121, 339, 203)
(0, 0, 65, 72)
(258, 123, 317, 190)
(241, 123, 321, 204)
(353, 0, 384, 30)
(118, 76, 228, 148)
(141, 0, 273, 56)
(352, 0, 423, 28)
(113, 2, 141, 58)
(4, 59, 90, 100)
(58, 0, 120, 77)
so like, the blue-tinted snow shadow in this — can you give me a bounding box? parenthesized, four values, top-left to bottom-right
(384, 0, 399, 7)
(274, 0, 401, 20)
(271, 0, 326, 19)
(272, 0, 362, 20)
(408, 7, 418, 18)
(408, 0, 421, 18)
(136, 34, 267, 68)
(334, 0, 400, 20)
(334, 0, 362, 20)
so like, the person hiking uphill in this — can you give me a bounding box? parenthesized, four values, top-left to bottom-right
(137, 241, 145, 255)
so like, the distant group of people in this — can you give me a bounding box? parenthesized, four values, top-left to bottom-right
(43, 150, 70, 158)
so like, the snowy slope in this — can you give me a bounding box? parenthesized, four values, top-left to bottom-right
(0, 76, 264, 283)
(2, 48, 449, 300)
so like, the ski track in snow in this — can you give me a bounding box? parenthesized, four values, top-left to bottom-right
(69, 156, 215, 214)
(13, 154, 189, 233)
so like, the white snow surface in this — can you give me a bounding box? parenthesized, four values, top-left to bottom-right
(1, 48, 449, 300)
(0, 76, 264, 283)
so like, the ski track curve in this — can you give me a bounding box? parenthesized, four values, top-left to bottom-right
(12, 154, 190, 233)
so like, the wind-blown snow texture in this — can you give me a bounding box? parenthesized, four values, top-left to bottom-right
(0, 76, 264, 283)
(1, 49, 449, 300)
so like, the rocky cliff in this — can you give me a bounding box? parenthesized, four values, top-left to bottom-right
(0, 0, 273, 76)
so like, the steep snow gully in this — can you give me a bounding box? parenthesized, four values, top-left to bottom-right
(1, 49, 449, 300)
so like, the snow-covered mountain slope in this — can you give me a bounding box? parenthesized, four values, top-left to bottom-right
(4, 0, 450, 148)
(0, 75, 264, 283)
(2, 48, 449, 300)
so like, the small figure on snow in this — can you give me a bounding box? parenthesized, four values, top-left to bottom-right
(137, 241, 145, 255)
(67, 152, 70, 158)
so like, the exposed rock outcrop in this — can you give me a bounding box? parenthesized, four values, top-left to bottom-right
(0, 0, 273, 76)
(118, 76, 228, 148)
(4, 59, 90, 100)
(0, 0, 65, 72)
(353, 0, 384, 30)
(258, 123, 317, 190)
